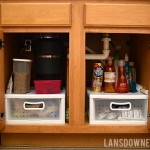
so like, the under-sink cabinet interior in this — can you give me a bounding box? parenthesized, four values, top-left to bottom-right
(2, 32, 150, 129)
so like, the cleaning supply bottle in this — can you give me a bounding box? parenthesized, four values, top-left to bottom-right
(114, 50, 119, 89)
(129, 62, 137, 92)
(125, 53, 129, 86)
(103, 56, 116, 93)
(116, 60, 129, 93)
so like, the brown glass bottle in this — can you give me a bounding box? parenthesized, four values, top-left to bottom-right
(103, 56, 116, 93)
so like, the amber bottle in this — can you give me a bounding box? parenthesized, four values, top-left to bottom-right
(103, 56, 116, 93)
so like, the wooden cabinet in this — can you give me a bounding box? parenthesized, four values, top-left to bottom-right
(1, 3, 71, 26)
(0, 0, 150, 147)
(84, 3, 150, 27)
(0, 30, 5, 131)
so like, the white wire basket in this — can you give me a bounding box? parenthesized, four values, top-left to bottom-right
(5, 89, 65, 125)
(87, 89, 148, 125)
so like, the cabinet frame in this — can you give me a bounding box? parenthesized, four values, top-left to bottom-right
(0, 0, 150, 135)
(1, 3, 72, 26)
(84, 3, 150, 27)
(0, 30, 5, 131)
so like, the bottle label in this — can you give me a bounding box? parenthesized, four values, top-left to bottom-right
(92, 78, 102, 87)
(94, 66, 103, 77)
(104, 72, 115, 83)
(92, 63, 103, 92)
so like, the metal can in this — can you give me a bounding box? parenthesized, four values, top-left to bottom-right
(91, 63, 103, 92)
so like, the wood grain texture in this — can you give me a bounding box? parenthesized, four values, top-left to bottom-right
(0, 0, 150, 141)
(149, 80, 150, 129)
(84, 3, 150, 27)
(1, 124, 150, 133)
(1, 3, 71, 26)
(69, 1, 85, 125)
(1, 133, 150, 147)
(0, 30, 5, 131)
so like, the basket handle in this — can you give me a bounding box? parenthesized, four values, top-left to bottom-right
(23, 101, 45, 110)
(110, 102, 131, 111)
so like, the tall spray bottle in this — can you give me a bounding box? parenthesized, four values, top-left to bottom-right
(114, 48, 120, 90)
(129, 62, 137, 92)
(125, 53, 129, 87)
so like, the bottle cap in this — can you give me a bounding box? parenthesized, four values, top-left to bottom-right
(107, 56, 113, 65)
(107, 56, 113, 61)
(125, 53, 129, 61)
(132, 82, 137, 93)
(129, 62, 134, 66)
(118, 60, 125, 66)
(114, 52, 119, 60)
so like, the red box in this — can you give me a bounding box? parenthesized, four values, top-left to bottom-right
(34, 80, 61, 94)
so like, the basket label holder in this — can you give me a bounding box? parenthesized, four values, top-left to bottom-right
(23, 101, 45, 110)
(110, 102, 131, 111)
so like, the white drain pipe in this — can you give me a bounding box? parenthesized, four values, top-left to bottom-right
(86, 49, 110, 60)
(86, 33, 111, 60)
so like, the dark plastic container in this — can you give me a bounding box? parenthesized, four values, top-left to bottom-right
(32, 36, 67, 81)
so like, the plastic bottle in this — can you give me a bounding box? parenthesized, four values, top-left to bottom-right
(116, 60, 129, 93)
(129, 62, 137, 92)
(104, 56, 116, 93)
(114, 50, 119, 89)
(125, 53, 129, 86)
(91, 63, 104, 92)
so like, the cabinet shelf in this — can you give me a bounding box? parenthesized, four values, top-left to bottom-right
(2, 124, 149, 134)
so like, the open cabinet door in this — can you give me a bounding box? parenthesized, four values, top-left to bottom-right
(0, 30, 5, 131)
(148, 48, 150, 129)
(147, 36, 150, 130)
(149, 87, 150, 129)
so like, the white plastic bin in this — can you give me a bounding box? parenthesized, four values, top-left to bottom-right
(87, 89, 148, 125)
(5, 89, 65, 125)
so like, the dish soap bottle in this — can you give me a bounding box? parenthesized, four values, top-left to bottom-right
(114, 49, 119, 90)
(116, 60, 129, 93)
(129, 62, 137, 92)
(125, 53, 129, 86)
(104, 56, 116, 93)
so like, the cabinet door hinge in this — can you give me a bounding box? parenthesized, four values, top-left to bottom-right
(0, 112, 5, 118)
(0, 39, 4, 49)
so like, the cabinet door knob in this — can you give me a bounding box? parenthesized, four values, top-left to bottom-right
(0, 112, 5, 118)
(0, 40, 4, 49)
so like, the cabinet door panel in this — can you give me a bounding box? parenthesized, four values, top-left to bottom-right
(84, 3, 150, 27)
(146, 38, 150, 129)
(1, 3, 71, 26)
(0, 30, 5, 131)
(148, 40, 150, 129)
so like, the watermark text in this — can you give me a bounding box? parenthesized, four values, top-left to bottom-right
(104, 138, 150, 148)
